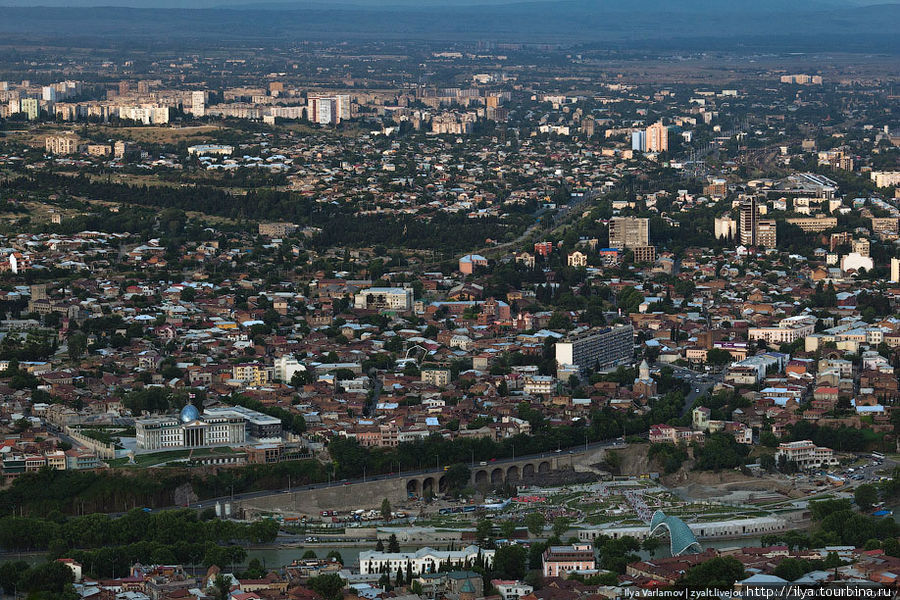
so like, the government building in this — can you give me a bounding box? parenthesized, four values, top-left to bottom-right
(135, 404, 281, 451)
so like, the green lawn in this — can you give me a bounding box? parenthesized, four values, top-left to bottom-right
(108, 446, 237, 468)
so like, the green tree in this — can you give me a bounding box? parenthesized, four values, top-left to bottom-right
(641, 536, 661, 557)
(676, 557, 745, 590)
(381, 498, 392, 522)
(476, 519, 495, 548)
(809, 499, 853, 521)
(500, 520, 517, 540)
(855, 484, 879, 511)
(760, 431, 779, 447)
(705, 348, 733, 366)
(68, 332, 87, 360)
(492, 543, 527, 580)
(443, 464, 471, 496)
(524, 512, 545, 537)
(387, 533, 400, 553)
(551, 516, 572, 538)
(308, 573, 345, 600)
(772, 558, 810, 581)
(211, 574, 232, 600)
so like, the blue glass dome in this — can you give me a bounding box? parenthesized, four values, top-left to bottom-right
(180, 404, 200, 423)
(649, 510, 701, 556)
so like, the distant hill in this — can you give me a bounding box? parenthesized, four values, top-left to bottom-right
(0, 1, 898, 50)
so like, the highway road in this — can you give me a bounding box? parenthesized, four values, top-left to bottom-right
(465, 188, 600, 262)
(655, 362, 723, 417)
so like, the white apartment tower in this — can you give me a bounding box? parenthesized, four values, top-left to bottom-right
(191, 91, 206, 117)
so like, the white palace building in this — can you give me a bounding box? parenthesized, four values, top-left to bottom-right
(135, 404, 280, 451)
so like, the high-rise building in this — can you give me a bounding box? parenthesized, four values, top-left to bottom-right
(191, 91, 206, 117)
(609, 217, 649, 249)
(307, 95, 335, 124)
(739, 198, 776, 248)
(555, 325, 634, 374)
(631, 130, 646, 152)
(118, 106, 169, 125)
(739, 197, 758, 246)
(307, 94, 351, 125)
(41, 86, 57, 102)
(581, 117, 595, 137)
(714, 215, 737, 240)
(337, 94, 351, 121)
(646, 120, 668, 153)
(20, 98, 39, 121)
(892, 258, 900, 283)
(757, 219, 777, 248)
(118, 80, 130, 96)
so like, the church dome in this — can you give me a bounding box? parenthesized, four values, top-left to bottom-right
(180, 404, 200, 423)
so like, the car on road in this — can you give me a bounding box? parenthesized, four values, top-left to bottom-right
(695, 388, 700, 393)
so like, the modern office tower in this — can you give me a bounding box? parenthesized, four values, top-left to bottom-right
(609, 217, 649, 249)
(555, 325, 634, 374)
(739, 197, 758, 246)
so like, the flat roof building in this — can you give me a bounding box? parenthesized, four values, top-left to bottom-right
(555, 325, 634, 374)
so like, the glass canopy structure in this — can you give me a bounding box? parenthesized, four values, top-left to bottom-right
(649, 510, 702, 556)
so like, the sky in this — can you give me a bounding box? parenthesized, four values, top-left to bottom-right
(0, 0, 892, 7)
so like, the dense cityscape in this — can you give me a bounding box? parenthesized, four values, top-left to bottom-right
(0, 2, 898, 598)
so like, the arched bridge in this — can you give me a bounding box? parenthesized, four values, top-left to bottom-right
(233, 444, 620, 517)
(406, 455, 567, 496)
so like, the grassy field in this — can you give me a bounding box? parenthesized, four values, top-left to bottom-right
(3, 123, 225, 148)
(108, 446, 236, 468)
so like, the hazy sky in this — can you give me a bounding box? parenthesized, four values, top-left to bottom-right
(0, 0, 892, 6)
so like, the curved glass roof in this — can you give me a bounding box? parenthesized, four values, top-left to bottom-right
(649, 510, 701, 556)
